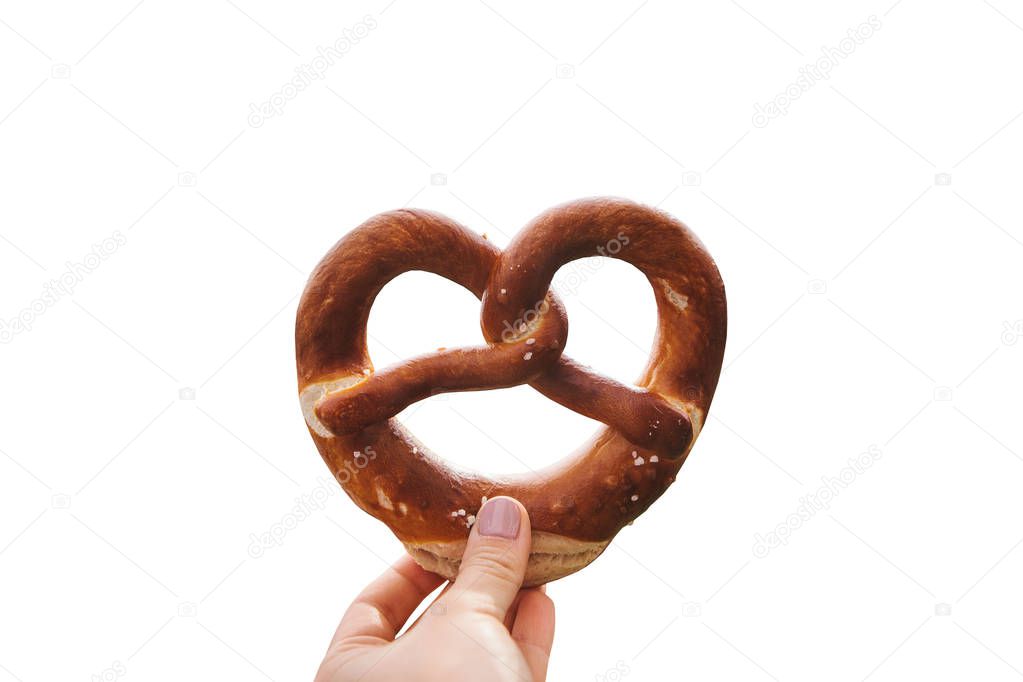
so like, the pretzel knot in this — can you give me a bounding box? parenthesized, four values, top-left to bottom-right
(296, 198, 727, 585)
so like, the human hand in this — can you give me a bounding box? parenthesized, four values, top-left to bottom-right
(315, 497, 556, 681)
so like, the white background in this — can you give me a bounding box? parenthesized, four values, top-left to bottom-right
(2, 1, 1022, 680)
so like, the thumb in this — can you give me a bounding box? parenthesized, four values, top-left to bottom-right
(445, 496, 531, 620)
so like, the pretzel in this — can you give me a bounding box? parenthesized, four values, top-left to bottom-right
(296, 198, 727, 585)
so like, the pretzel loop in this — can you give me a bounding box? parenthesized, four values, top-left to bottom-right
(298, 209, 569, 438)
(296, 198, 727, 586)
(480, 200, 726, 456)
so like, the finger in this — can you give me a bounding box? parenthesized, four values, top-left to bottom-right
(503, 588, 527, 630)
(503, 582, 547, 629)
(511, 588, 556, 682)
(330, 554, 444, 645)
(444, 496, 531, 620)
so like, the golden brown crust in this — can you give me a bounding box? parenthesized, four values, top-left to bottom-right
(404, 532, 610, 587)
(295, 198, 727, 584)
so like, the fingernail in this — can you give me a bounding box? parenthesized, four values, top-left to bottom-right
(477, 498, 520, 539)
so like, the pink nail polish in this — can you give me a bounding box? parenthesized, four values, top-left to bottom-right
(477, 498, 520, 539)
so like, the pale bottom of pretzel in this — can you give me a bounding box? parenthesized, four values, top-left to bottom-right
(404, 531, 609, 587)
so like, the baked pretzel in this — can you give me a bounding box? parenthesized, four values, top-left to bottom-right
(296, 198, 727, 585)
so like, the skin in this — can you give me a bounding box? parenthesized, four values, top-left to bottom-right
(316, 498, 556, 682)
